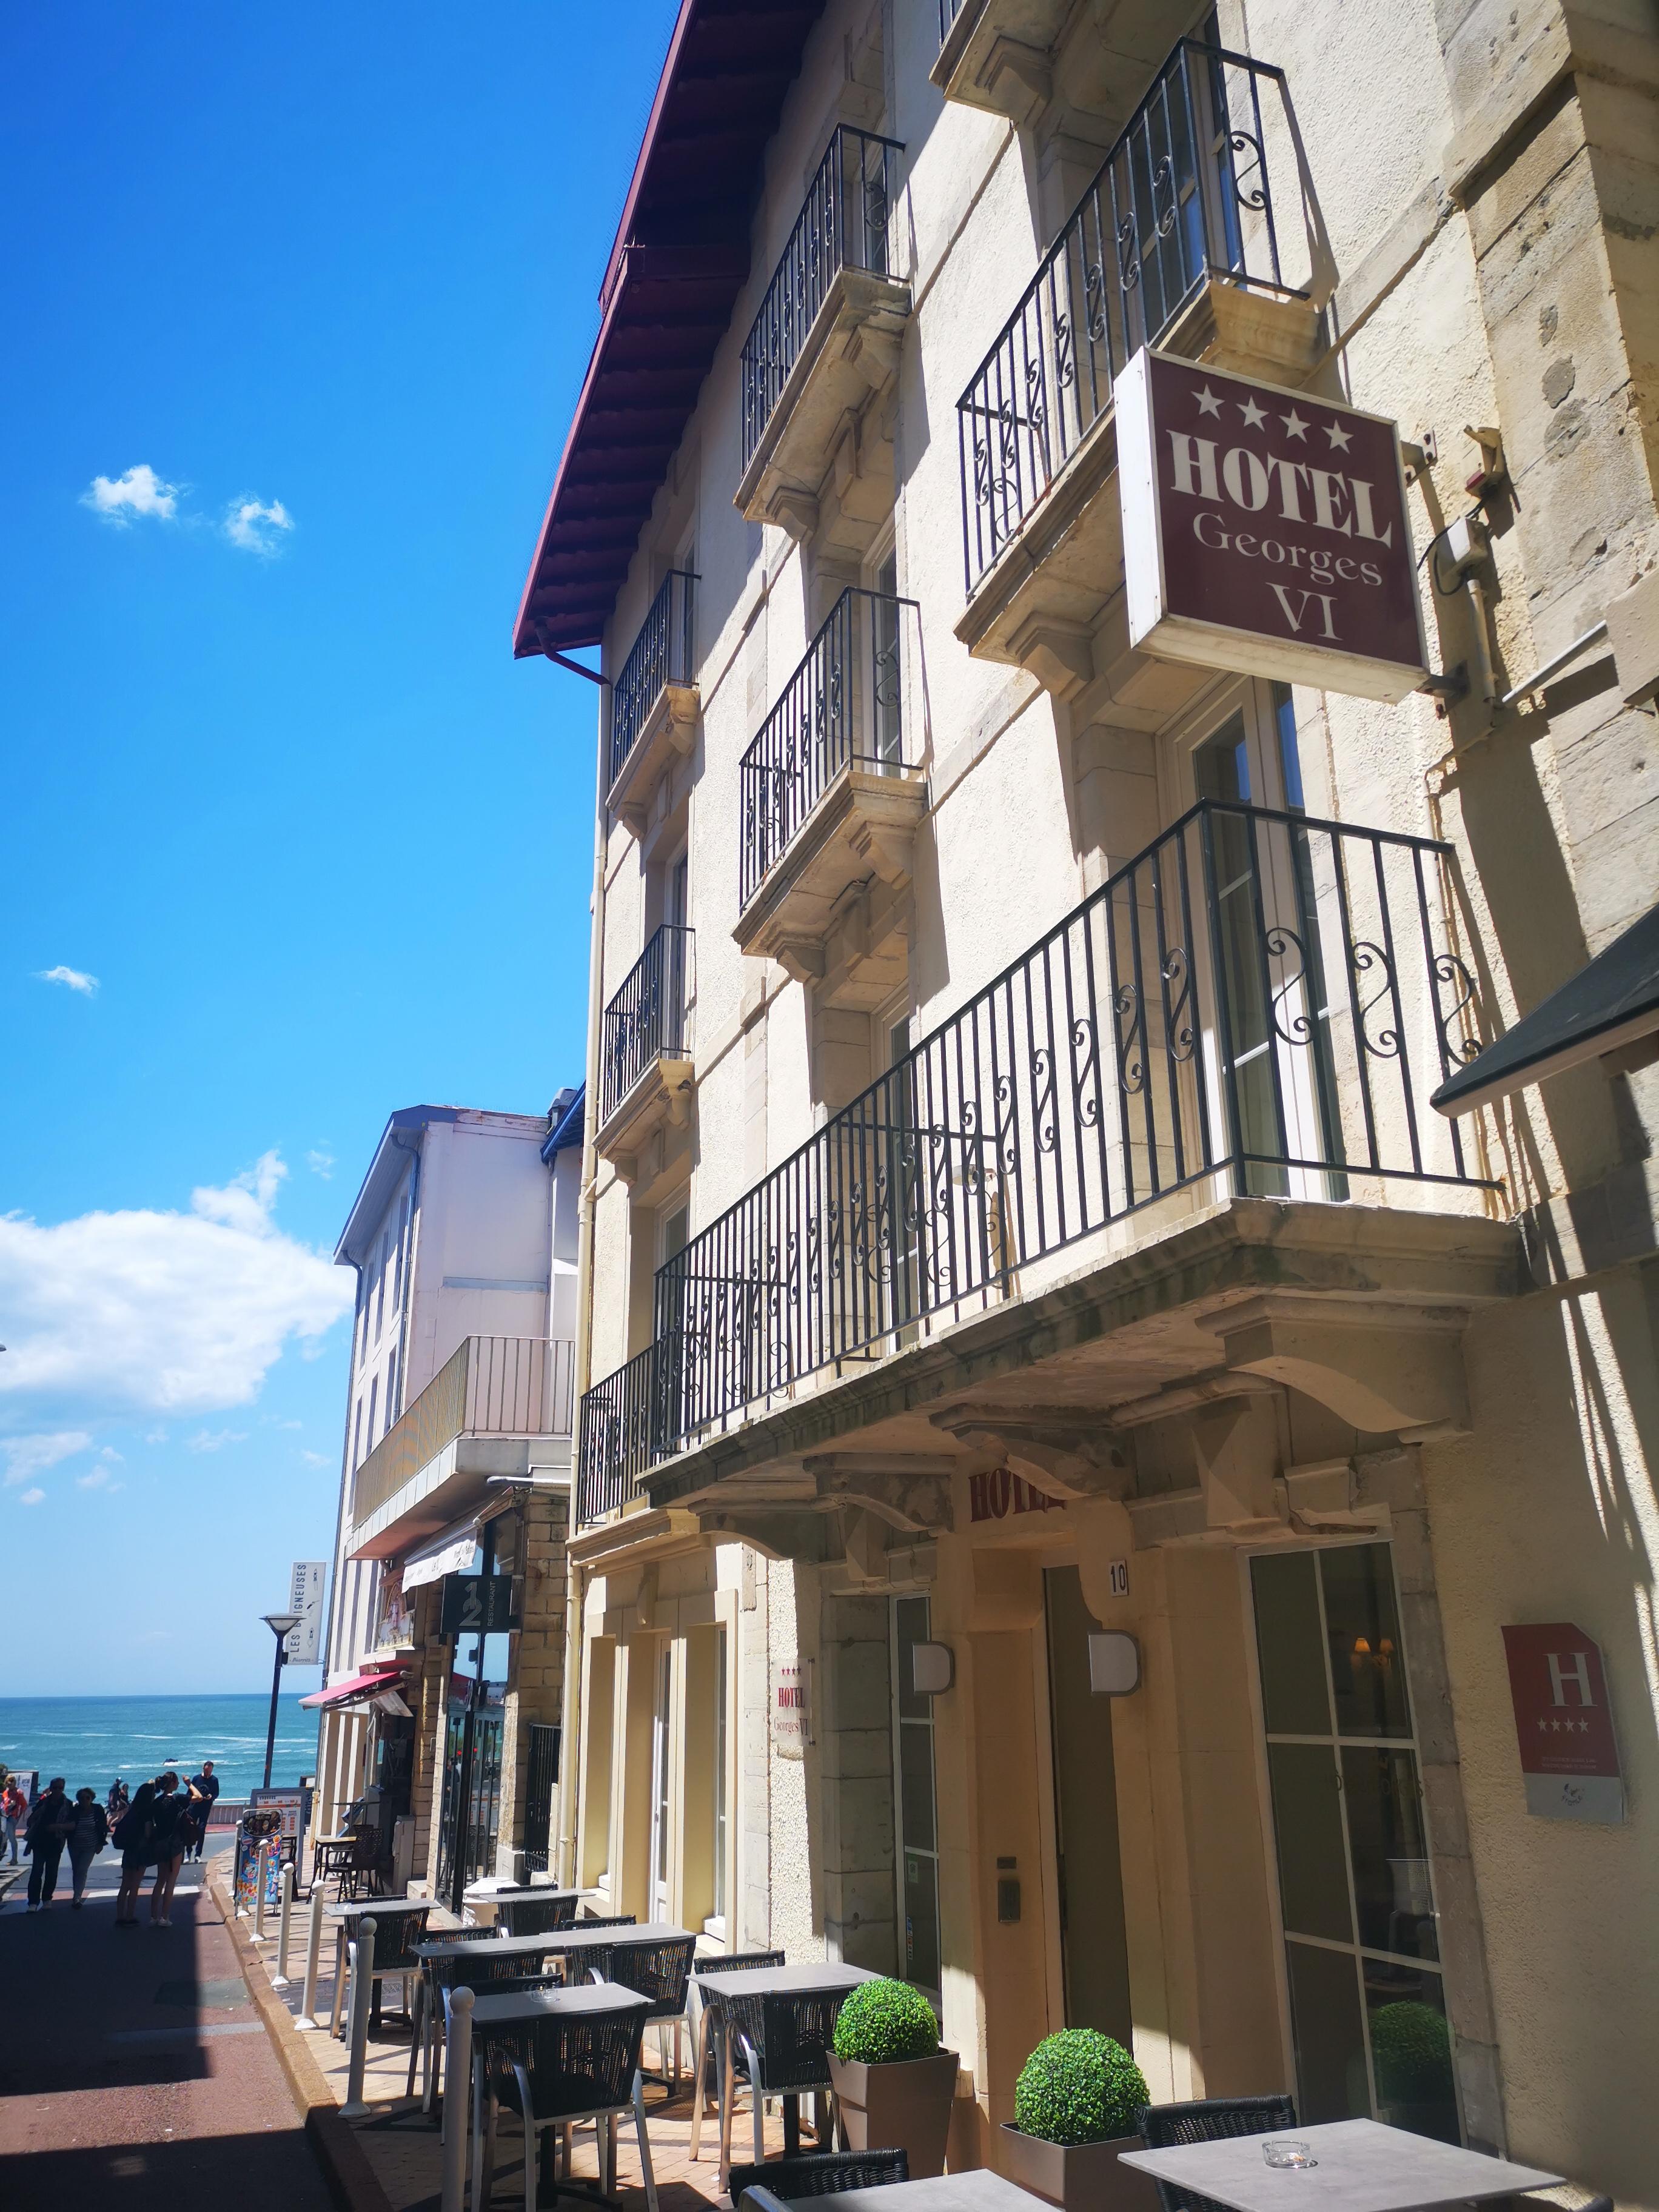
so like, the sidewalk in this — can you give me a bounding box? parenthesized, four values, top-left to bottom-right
(215, 1866, 796, 2212)
(0, 1838, 335, 2211)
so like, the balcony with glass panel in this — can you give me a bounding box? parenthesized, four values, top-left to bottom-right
(736, 126, 910, 546)
(577, 794, 1515, 1529)
(594, 923, 695, 1184)
(606, 570, 697, 840)
(732, 586, 926, 1002)
(953, 36, 1335, 697)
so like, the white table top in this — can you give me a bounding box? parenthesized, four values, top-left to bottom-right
(468, 1980, 651, 2030)
(1118, 2118, 1564, 2212)
(323, 1895, 437, 1922)
(786, 2170, 1041, 2212)
(693, 1960, 880, 1997)
(468, 1883, 582, 1905)
(542, 1920, 692, 1949)
(414, 1929, 577, 1963)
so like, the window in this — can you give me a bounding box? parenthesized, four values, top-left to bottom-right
(367, 1376, 379, 1448)
(1250, 1543, 1459, 2142)
(892, 1594, 942, 1997)
(386, 1348, 399, 1426)
(375, 1231, 390, 1338)
(649, 1643, 673, 1919)
(662, 1201, 689, 1267)
(351, 1397, 364, 1472)
(392, 1197, 409, 1310)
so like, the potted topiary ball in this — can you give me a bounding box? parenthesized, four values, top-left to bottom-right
(1370, 2000, 1457, 2139)
(828, 1977, 960, 2179)
(999, 2030, 1158, 2210)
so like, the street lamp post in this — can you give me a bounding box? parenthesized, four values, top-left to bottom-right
(260, 1612, 303, 1791)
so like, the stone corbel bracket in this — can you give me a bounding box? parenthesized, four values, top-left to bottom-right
(802, 1452, 956, 1534)
(929, 1405, 1131, 1501)
(1204, 1295, 1472, 1440)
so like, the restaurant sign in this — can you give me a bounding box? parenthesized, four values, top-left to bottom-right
(1117, 347, 1427, 703)
(1501, 1621, 1624, 1824)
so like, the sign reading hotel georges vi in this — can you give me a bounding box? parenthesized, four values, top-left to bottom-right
(1116, 347, 1427, 704)
(1501, 1621, 1625, 1825)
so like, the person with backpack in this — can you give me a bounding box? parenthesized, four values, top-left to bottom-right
(112, 1781, 157, 1928)
(25, 1778, 72, 1910)
(65, 1788, 109, 1906)
(147, 1771, 191, 1926)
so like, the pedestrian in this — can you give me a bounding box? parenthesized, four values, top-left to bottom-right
(186, 1758, 220, 1860)
(112, 1781, 156, 1927)
(107, 1777, 129, 1823)
(147, 1771, 190, 1926)
(1, 1775, 25, 1865)
(65, 1788, 109, 1907)
(24, 1777, 73, 1910)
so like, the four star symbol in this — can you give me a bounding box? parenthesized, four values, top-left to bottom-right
(1185, 380, 1369, 460)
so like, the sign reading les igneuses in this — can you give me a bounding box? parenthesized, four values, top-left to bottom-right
(1117, 348, 1426, 702)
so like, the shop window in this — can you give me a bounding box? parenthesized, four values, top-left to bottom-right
(1250, 1543, 1459, 2142)
(892, 1593, 942, 1997)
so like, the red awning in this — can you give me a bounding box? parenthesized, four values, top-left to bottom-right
(300, 1666, 407, 1711)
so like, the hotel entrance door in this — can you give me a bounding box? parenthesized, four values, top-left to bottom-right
(1044, 1565, 1131, 2041)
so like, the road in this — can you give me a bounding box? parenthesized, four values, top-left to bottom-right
(0, 1834, 335, 2210)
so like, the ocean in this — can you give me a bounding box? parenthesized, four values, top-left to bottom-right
(0, 1693, 322, 1801)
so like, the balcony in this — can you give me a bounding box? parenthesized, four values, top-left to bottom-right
(736, 126, 910, 546)
(349, 1335, 575, 1559)
(606, 571, 697, 839)
(580, 799, 1496, 1503)
(733, 586, 927, 1001)
(933, 0, 1076, 126)
(595, 923, 695, 1182)
(954, 39, 1334, 695)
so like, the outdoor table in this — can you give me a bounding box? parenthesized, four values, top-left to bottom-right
(1118, 2117, 1564, 2212)
(691, 1959, 879, 2174)
(414, 1928, 589, 1966)
(461, 1879, 584, 1928)
(311, 1833, 357, 1894)
(462, 1979, 651, 2212)
(779, 2173, 1042, 2212)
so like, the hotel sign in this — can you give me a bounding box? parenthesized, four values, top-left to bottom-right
(1501, 1621, 1624, 1824)
(1117, 348, 1427, 703)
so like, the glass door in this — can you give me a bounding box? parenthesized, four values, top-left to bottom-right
(891, 1594, 942, 1999)
(649, 1642, 673, 1922)
(1249, 1542, 1460, 2142)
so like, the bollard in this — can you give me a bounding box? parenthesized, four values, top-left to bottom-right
(440, 1986, 474, 2212)
(250, 1840, 272, 1943)
(270, 1860, 295, 1988)
(295, 1877, 325, 2030)
(340, 1915, 377, 2119)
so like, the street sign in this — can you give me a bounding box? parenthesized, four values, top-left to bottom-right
(440, 1572, 518, 1637)
(1117, 347, 1427, 703)
(1501, 1621, 1624, 1823)
(285, 1561, 327, 1666)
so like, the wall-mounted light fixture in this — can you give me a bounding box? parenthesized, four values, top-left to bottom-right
(910, 1641, 954, 1697)
(1088, 1631, 1141, 1696)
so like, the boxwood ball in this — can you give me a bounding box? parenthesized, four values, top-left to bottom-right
(1013, 2029, 1150, 2145)
(833, 1977, 940, 2065)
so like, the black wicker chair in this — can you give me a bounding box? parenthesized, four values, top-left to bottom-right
(598, 1934, 697, 2091)
(405, 1928, 501, 2105)
(1133, 2096, 1299, 2212)
(327, 1902, 433, 2039)
(486, 1998, 657, 2212)
(728, 1989, 845, 2176)
(731, 2148, 909, 2205)
(498, 1892, 578, 1937)
(687, 1951, 786, 2162)
(575, 1911, 639, 1926)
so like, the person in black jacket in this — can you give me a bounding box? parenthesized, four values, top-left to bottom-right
(25, 1778, 72, 1910)
(112, 1781, 157, 1928)
(65, 1789, 109, 1906)
(147, 1772, 190, 1926)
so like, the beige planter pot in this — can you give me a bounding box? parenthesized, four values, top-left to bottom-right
(997, 2123, 1160, 2212)
(828, 2049, 960, 2179)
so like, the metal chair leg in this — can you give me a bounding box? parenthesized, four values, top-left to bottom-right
(634, 2074, 660, 2212)
(523, 2115, 538, 2212)
(688, 2008, 711, 2158)
(717, 2023, 736, 2190)
(405, 1977, 424, 2099)
(330, 1931, 346, 2037)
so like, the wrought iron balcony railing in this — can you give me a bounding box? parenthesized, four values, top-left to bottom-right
(353, 1336, 577, 1529)
(741, 124, 904, 471)
(740, 586, 919, 911)
(600, 923, 695, 1122)
(577, 1342, 660, 1524)
(576, 800, 1489, 1516)
(957, 38, 1318, 592)
(608, 569, 696, 790)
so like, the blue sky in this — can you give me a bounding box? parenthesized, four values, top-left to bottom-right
(1, 2, 679, 1694)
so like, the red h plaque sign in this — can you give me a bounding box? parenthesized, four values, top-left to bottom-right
(1501, 1621, 1625, 1824)
(1117, 347, 1427, 702)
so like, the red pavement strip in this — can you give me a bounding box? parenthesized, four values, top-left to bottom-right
(0, 1842, 356, 2212)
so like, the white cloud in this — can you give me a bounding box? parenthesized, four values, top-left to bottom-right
(186, 1427, 247, 1453)
(306, 1148, 335, 1179)
(36, 965, 99, 996)
(145, 1428, 168, 1445)
(300, 1449, 329, 1467)
(76, 1464, 124, 1492)
(224, 495, 293, 555)
(81, 463, 181, 526)
(18, 1487, 45, 1507)
(0, 1150, 354, 1418)
(3, 1432, 92, 1486)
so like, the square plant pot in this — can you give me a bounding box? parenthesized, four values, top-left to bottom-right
(997, 2123, 1160, 2212)
(829, 2049, 960, 2179)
